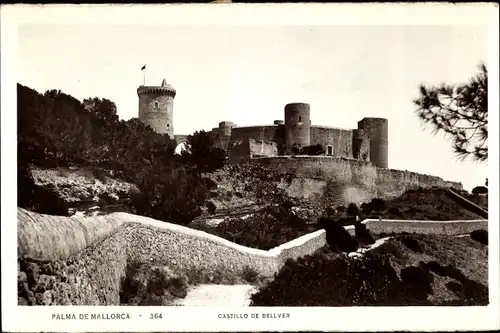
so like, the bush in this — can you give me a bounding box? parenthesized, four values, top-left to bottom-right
(472, 186, 488, 195)
(181, 130, 227, 173)
(212, 205, 314, 250)
(346, 203, 360, 217)
(354, 222, 375, 246)
(250, 249, 430, 306)
(318, 217, 358, 253)
(206, 201, 217, 214)
(370, 198, 386, 211)
(242, 266, 260, 284)
(120, 261, 188, 306)
(17, 84, 219, 226)
(399, 235, 424, 253)
(470, 230, 488, 245)
(131, 165, 216, 225)
(18, 166, 70, 216)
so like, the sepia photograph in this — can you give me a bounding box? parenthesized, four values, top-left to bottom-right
(2, 3, 499, 333)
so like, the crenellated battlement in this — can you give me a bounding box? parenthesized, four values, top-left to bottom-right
(136, 78, 388, 167)
(137, 85, 176, 98)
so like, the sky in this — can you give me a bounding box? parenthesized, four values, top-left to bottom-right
(18, 24, 490, 191)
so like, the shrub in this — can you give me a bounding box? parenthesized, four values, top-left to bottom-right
(181, 130, 227, 173)
(470, 230, 488, 245)
(472, 186, 488, 195)
(212, 205, 313, 250)
(131, 165, 216, 225)
(250, 250, 429, 306)
(399, 235, 424, 253)
(370, 198, 386, 211)
(346, 203, 360, 217)
(325, 206, 336, 216)
(360, 202, 372, 215)
(206, 201, 217, 215)
(242, 266, 260, 284)
(318, 217, 358, 253)
(400, 265, 434, 298)
(354, 222, 375, 246)
(120, 260, 188, 306)
(18, 166, 70, 216)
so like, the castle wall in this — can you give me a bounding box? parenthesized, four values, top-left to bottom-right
(18, 206, 485, 306)
(229, 126, 276, 142)
(252, 156, 463, 206)
(228, 125, 286, 154)
(229, 138, 278, 164)
(249, 139, 278, 158)
(310, 126, 354, 158)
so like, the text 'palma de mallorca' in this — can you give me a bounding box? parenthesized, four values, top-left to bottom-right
(137, 79, 389, 168)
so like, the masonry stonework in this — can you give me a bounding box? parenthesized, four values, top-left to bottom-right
(137, 80, 463, 197)
(253, 156, 463, 206)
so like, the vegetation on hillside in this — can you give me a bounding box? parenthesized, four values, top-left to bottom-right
(17, 84, 226, 224)
(119, 260, 263, 306)
(197, 203, 315, 251)
(414, 63, 488, 162)
(195, 186, 484, 251)
(250, 232, 488, 306)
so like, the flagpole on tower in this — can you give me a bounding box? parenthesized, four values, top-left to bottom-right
(141, 64, 146, 86)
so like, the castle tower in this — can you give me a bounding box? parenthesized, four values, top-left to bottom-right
(357, 117, 388, 168)
(214, 121, 234, 150)
(284, 103, 311, 154)
(352, 129, 371, 162)
(137, 79, 176, 138)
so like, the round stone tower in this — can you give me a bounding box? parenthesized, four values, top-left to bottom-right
(284, 103, 311, 154)
(216, 121, 234, 150)
(357, 117, 388, 168)
(137, 79, 176, 138)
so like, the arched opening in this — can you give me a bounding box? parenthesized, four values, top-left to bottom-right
(174, 141, 189, 155)
(154, 101, 159, 109)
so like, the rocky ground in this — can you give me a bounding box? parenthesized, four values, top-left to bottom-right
(29, 165, 138, 216)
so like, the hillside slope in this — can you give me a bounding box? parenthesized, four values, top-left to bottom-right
(251, 233, 488, 306)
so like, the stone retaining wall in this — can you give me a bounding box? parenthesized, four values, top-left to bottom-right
(17, 208, 487, 305)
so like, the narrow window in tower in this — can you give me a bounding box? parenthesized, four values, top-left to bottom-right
(167, 124, 170, 128)
(154, 101, 159, 109)
(327, 146, 333, 155)
(299, 116, 302, 122)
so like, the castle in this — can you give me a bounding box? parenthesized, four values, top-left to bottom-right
(138, 79, 389, 168)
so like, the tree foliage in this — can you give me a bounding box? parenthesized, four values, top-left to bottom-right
(413, 63, 488, 162)
(181, 130, 227, 173)
(17, 83, 224, 223)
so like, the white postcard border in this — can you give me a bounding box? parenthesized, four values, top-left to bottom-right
(1, 3, 499, 332)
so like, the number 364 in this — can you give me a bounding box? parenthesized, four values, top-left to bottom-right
(150, 313, 163, 319)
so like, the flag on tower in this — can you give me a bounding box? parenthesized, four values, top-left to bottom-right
(141, 65, 146, 71)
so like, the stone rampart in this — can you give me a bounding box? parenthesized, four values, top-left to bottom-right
(18, 208, 486, 305)
(252, 156, 463, 205)
(310, 126, 353, 158)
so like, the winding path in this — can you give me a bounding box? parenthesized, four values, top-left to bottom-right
(172, 284, 258, 306)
